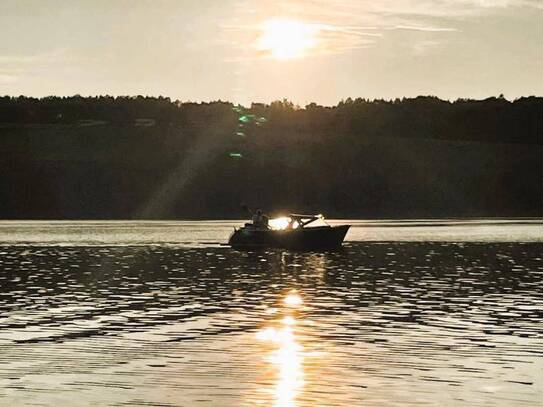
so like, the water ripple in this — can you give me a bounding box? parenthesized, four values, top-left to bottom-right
(0, 242, 541, 406)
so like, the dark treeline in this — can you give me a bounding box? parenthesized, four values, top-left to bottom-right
(1, 95, 542, 219)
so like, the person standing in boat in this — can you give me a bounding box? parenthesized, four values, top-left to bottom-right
(252, 209, 269, 229)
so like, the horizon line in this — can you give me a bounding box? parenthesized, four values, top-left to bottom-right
(2, 93, 542, 109)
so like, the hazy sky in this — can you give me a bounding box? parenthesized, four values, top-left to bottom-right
(1, 0, 542, 105)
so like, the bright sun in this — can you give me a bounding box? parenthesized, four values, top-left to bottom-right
(257, 19, 318, 60)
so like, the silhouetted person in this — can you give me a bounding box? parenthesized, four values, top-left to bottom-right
(252, 209, 269, 229)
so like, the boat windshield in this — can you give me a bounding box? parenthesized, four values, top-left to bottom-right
(268, 214, 328, 230)
(268, 217, 299, 230)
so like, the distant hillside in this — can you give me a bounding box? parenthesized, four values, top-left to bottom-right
(0, 95, 542, 219)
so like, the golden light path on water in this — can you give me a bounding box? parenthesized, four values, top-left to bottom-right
(256, 291, 307, 407)
(1, 237, 542, 406)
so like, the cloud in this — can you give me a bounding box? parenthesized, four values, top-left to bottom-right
(392, 25, 459, 32)
(236, 0, 543, 20)
(0, 74, 18, 84)
(224, 1, 463, 59)
(223, 19, 380, 60)
(465, 0, 543, 9)
(413, 40, 443, 56)
(224, 0, 541, 59)
(311, 23, 382, 55)
(0, 50, 77, 67)
(0, 49, 91, 78)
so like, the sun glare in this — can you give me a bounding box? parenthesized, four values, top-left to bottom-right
(269, 217, 301, 230)
(269, 217, 291, 230)
(284, 292, 303, 307)
(257, 19, 318, 60)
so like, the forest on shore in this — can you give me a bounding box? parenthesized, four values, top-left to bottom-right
(1, 95, 542, 219)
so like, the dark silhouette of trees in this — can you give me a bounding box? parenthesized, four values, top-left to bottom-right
(0, 95, 542, 219)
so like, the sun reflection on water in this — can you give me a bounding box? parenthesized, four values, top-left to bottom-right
(256, 291, 305, 407)
(284, 292, 303, 307)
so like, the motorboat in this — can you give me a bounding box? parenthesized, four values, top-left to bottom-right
(228, 214, 350, 250)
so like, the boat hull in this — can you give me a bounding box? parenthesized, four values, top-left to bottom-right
(228, 225, 350, 250)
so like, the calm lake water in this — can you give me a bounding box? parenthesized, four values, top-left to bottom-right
(0, 220, 542, 406)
